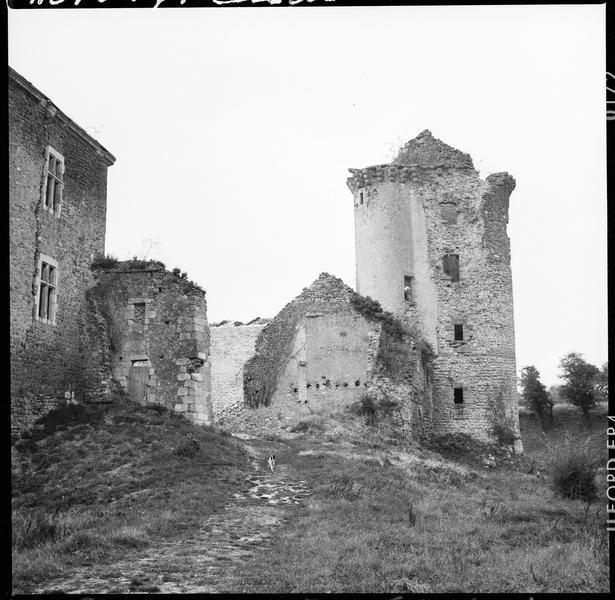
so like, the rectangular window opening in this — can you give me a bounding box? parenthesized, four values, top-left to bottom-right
(403, 275, 414, 302)
(43, 148, 64, 215)
(359, 191, 364, 205)
(454, 324, 464, 341)
(443, 253, 460, 282)
(453, 387, 464, 404)
(37, 259, 57, 323)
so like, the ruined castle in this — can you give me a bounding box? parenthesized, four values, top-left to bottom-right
(9, 67, 521, 449)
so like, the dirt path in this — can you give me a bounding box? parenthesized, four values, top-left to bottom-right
(36, 437, 311, 594)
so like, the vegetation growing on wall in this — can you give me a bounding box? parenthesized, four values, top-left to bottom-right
(349, 293, 405, 340)
(350, 292, 434, 380)
(90, 253, 120, 270)
(87, 278, 124, 354)
(243, 307, 302, 409)
(488, 383, 519, 447)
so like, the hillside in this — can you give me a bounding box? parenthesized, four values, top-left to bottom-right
(11, 399, 609, 594)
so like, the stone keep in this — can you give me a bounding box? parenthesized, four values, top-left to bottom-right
(347, 130, 522, 447)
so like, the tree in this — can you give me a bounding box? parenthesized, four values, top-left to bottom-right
(558, 353, 600, 421)
(548, 384, 564, 404)
(594, 362, 608, 403)
(519, 365, 552, 430)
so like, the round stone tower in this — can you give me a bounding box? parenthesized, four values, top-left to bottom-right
(347, 130, 522, 450)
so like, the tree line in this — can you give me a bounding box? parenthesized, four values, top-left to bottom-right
(519, 353, 608, 429)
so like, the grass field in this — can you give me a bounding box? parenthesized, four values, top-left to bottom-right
(11, 399, 610, 594)
(231, 403, 609, 593)
(11, 398, 251, 593)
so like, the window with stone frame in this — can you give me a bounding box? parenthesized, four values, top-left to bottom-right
(454, 323, 464, 341)
(36, 255, 58, 324)
(43, 146, 64, 215)
(443, 253, 460, 282)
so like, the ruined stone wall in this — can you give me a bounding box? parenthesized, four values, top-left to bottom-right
(271, 310, 381, 420)
(232, 273, 433, 439)
(210, 322, 267, 418)
(89, 264, 212, 424)
(9, 69, 114, 433)
(348, 130, 521, 447)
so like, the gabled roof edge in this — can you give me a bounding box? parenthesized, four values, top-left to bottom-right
(9, 66, 116, 167)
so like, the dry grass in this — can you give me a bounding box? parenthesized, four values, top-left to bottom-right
(11, 399, 251, 593)
(233, 404, 609, 593)
(12, 398, 609, 593)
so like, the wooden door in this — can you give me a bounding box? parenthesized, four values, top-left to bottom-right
(128, 365, 149, 405)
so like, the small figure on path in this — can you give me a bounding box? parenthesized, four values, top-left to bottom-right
(268, 453, 276, 472)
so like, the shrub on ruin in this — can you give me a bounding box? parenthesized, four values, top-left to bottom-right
(550, 441, 598, 503)
(90, 253, 119, 270)
(352, 392, 378, 426)
(176, 433, 201, 458)
(350, 293, 406, 341)
(492, 422, 518, 447)
(488, 385, 520, 448)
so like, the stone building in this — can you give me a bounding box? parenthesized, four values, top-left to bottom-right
(87, 261, 212, 425)
(209, 318, 270, 419)
(9, 67, 116, 433)
(346, 129, 522, 448)
(231, 273, 431, 436)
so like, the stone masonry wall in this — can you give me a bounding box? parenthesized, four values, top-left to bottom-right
(89, 264, 212, 425)
(231, 273, 432, 439)
(9, 69, 114, 434)
(210, 322, 267, 419)
(348, 130, 521, 448)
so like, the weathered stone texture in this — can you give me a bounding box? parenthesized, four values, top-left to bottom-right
(9, 68, 115, 433)
(236, 273, 431, 437)
(89, 263, 212, 424)
(210, 322, 267, 417)
(348, 130, 521, 448)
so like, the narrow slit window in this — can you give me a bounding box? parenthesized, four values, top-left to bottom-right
(359, 191, 364, 205)
(403, 275, 414, 302)
(454, 324, 464, 341)
(443, 253, 460, 282)
(453, 386, 464, 417)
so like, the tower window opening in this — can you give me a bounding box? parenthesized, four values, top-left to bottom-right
(403, 275, 414, 302)
(443, 253, 460, 282)
(359, 191, 364, 205)
(453, 386, 464, 417)
(454, 324, 464, 341)
(441, 202, 457, 225)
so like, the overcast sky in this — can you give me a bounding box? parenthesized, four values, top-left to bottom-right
(8, 5, 607, 387)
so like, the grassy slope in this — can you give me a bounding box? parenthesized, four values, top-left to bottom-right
(12, 400, 609, 594)
(11, 399, 251, 594)
(233, 404, 609, 593)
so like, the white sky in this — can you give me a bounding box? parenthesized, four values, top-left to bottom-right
(8, 5, 607, 387)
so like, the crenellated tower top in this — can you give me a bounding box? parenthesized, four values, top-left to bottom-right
(346, 130, 477, 193)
